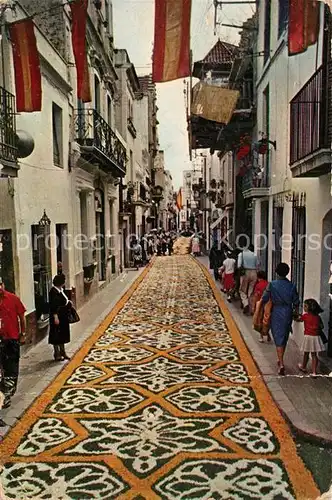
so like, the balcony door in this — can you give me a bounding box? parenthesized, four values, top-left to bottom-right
(95, 189, 106, 282)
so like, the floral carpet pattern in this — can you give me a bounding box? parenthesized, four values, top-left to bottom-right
(0, 256, 319, 499)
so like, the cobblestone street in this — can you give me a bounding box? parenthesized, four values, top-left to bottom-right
(0, 256, 328, 499)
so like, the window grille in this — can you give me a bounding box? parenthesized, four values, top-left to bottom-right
(272, 195, 284, 279)
(291, 192, 306, 308)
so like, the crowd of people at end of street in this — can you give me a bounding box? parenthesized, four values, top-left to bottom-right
(130, 230, 177, 269)
(209, 242, 328, 378)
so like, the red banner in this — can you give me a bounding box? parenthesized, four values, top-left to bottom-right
(288, 0, 320, 56)
(70, 0, 91, 102)
(9, 19, 42, 112)
(153, 0, 191, 83)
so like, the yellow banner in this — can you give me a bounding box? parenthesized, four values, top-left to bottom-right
(191, 82, 240, 125)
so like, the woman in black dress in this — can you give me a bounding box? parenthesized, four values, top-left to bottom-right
(49, 274, 71, 361)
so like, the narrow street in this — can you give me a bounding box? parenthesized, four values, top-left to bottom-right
(0, 256, 323, 499)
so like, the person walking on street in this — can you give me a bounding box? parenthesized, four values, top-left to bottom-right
(192, 233, 200, 256)
(0, 278, 26, 409)
(49, 274, 72, 362)
(132, 239, 142, 269)
(220, 251, 236, 302)
(297, 299, 326, 377)
(262, 263, 299, 375)
(209, 242, 223, 281)
(238, 244, 259, 314)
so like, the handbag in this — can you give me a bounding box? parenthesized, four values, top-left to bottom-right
(68, 306, 80, 324)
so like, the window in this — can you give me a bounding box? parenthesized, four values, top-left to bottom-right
(278, 0, 289, 38)
(264, 0, 271, 64)
(52, 102, 63, 167)
(263, 85, 270, 185)
(130, 150, 133, 181)
(107, 96, 112, 126)
(272, 198, 284, 279)
(105, 0, 110, 30)
(94, 75, 101, 113)
(291, 193, 306, 308)
(128, 99, 133, 120)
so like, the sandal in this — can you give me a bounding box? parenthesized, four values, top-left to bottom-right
(298, 364, 307, 374)
(278, 366, 285, 376)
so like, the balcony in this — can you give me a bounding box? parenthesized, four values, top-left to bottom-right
(132, 182, 150, 207)
(74, 109, 126, 177)
(127, 117, 137, 138)
(290, 65, 331, 177)
(242, 168, 270, 199)
(0, 87, 18, 175)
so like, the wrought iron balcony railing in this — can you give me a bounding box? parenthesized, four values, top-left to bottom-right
(74, 108, 126, 176)
(241, 167, 270, 198)
(290, 65, 330, 165)
(127, 117, 137, 138)
(0, 87, 17, 164)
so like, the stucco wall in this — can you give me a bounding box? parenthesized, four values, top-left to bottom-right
(13, 76, 73, 314)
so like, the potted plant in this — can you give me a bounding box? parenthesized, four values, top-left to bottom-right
(236, 134, 252, 160)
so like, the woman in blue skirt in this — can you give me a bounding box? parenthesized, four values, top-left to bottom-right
(262, 263, 299, 375)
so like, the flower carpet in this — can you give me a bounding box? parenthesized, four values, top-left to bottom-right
(0, 256, 319, 499)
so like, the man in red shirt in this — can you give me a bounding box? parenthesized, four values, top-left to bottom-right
(0, 278, 26, 409)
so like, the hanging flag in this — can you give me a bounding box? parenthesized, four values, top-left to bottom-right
(70, 0, 91, 102)
(176, 188, 183, 210)
(288, 0, 320, 56)
(152, 0, 191, 83)
(9, 19, 42, 112)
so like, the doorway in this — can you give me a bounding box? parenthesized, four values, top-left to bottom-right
(0, 229, 15, 293)
(56, 224, 69, 280)
(321, 209, 332, 356)
(260, 200, 269, 273)
(31, 224, 52, 321)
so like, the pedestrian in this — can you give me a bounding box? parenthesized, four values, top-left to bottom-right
(192, 233, 200, 256)
(232, 248, 242, 301)
(49, 274, 72, 361)
(147, 237, 154, 260)
(0, 278, 26, 409)
(238, 244, 259, 314)
(251, 271, 270, 343)
(140, 236, 147, 265)
(162, 235, 167, 256)
(262, 263, 299, 375)
(132, 239, 142, 269)
(250, 270, 268, 316)
(297, 299, 326, 377)
(167, 235, 173, 255)
(220, 251, 236, 302)
(209, 242, 223, 281)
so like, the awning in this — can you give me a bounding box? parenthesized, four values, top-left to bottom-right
(191, 82, 240, 125)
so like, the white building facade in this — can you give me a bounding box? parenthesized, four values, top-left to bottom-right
(253, 1, 332, 347)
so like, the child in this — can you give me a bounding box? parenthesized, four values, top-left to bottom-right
(251, 271, 270, 342)
(250, 271, 268, 316)
(297, 299, 325, 377)
(219, 251, 236, 302)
